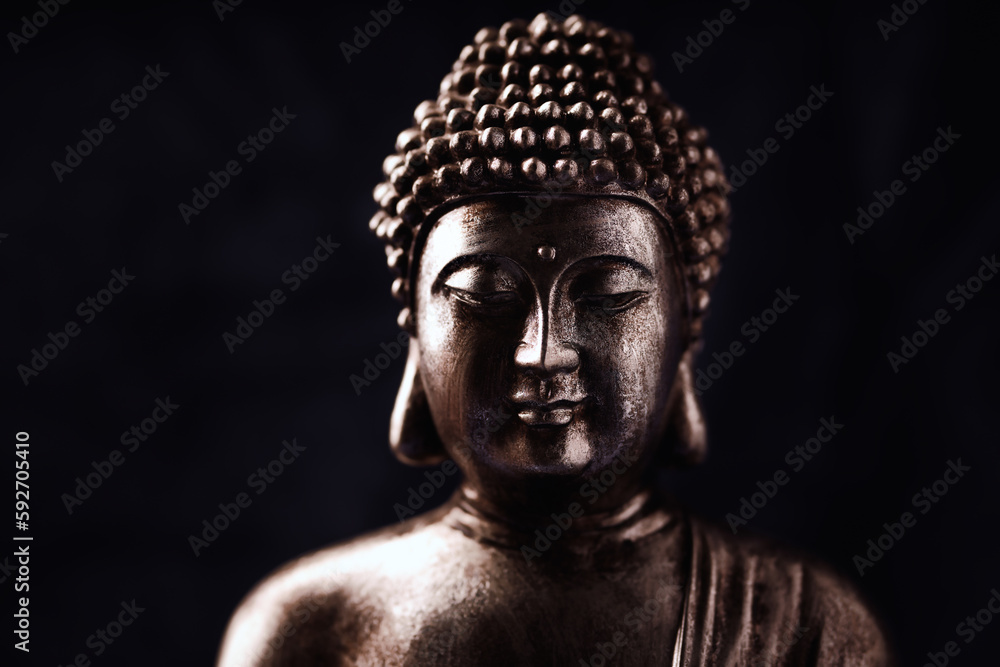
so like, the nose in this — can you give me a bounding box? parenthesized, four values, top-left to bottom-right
(514, 303, 580, 376)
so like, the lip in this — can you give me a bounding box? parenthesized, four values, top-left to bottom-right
(507, 398, 584, 427)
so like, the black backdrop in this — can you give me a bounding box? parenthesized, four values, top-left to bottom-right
(2, 0, 998, 664)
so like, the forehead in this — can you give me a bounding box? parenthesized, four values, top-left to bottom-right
(420, 196, 670, 272)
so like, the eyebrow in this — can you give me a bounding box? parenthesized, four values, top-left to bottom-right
(438, 253, 500, 274)
(433, 253, 652, 290)
(569, 254, 653, 278)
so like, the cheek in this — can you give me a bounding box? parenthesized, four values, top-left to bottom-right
(416, 296, 517, 435)
(583, 297, 675, 423)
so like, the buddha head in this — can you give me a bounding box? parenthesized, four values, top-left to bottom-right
(369, 13, 731, 515)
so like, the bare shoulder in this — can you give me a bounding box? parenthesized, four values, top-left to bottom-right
(216, 506, 458, 667)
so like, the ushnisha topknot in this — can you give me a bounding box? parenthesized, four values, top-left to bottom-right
(371, 12, 731, 340)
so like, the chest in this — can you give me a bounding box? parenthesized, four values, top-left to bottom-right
(352, 565, 685, 666)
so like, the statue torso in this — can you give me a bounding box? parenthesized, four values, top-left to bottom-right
(218, 495, 890, 666)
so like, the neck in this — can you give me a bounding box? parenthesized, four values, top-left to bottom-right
(443, 480, 678, 557)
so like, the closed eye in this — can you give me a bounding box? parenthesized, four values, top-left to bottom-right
(445, 286, 522, 308)
(576, 291, 649, 313)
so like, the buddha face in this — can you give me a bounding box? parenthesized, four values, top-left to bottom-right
(414, 195, 686, 504)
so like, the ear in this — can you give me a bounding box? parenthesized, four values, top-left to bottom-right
(657, 348, 707, 467)
(389, 338, 448, 466)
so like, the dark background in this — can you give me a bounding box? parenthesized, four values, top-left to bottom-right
(2, 0, 997, 664)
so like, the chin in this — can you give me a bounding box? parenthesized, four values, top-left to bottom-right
(477, 421, 610, 478)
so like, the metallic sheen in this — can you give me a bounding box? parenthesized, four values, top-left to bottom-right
(218, 13, 892, 667)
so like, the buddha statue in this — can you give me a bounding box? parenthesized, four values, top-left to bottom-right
(217, 13, 891, 666)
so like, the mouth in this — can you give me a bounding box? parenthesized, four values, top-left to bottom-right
(507, 399, 584, 427)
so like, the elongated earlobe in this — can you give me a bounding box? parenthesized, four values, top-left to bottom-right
(390, 340, 448, 466)
(658, 349, 707, 466)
